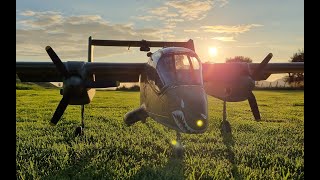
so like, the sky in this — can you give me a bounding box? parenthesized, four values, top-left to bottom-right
(16, 0, 304, 80)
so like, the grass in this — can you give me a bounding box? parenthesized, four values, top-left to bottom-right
(16, 89, 304, 179)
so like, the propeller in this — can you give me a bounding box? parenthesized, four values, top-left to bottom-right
(247, 53, 273, 120)
(46, 46, 118, 126)
(46, 46, 71, 126)
(251, 53, 273, 80)
(247, 91, 261, 120)
(50, 95, 69, 125)
(46, 46, 70, 78)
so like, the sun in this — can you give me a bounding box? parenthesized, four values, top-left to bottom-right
(209, 47, 218, 57)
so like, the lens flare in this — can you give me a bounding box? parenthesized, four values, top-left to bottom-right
(171, 140, 177, 145)
(196, 120, 203, 127)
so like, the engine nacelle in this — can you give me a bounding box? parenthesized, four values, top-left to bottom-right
(203, 62, 255, 102)
(60, 61, 118, 105)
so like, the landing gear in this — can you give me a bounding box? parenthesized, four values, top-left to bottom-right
(172, 131, 185, 158)
(75, 126, 84, 136)
(75, 105, 85, 136)
(220, 90, 232, 134)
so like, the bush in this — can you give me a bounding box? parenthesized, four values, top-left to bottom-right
(115, 85, 140, 91)
(16, 83, 40, 90)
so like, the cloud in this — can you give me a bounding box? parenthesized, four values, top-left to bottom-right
(201, 24, 263, 34)
(184, 29, 198, 32)
(236, 41, 265, 48)
(148, 6, 169, 16)
(20, 10, 36, 16)
(131, 11, 180, 24)
(165, 0, 213, 20)
(134, 15, 154, 21)
(217, 0, 229, 7)
(19, 11, 63, 28)
(17, 11, 174, 59)
(133, 0, 226, 27)
(166, 13, 179, 17)
(164, 22, 177, 29)
(165, 18, 184, 22)
(211, 36, 236, 42)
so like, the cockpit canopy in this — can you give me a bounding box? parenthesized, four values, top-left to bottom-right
(156, 51, 203, 87)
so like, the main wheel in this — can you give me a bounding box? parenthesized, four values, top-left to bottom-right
(75, 126, 84, 136)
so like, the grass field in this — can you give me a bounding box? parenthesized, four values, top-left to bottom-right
(16, 88, 304, 179)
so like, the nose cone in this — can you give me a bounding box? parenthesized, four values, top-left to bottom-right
(167, 86, 208, 134)
(172, 110, 208, 133)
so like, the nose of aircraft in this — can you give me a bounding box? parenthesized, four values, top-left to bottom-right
(167, 85, 208, 133)
(172, 110, 207, 133)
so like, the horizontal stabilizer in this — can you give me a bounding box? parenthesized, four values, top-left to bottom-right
(89, 36, 195, 51)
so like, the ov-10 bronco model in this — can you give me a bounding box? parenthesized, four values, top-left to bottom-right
(16, 37, 304, 150)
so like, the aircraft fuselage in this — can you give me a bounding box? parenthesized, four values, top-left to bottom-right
(138, 47, 208, 134)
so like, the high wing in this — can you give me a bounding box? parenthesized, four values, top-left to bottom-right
(248, 62, 304, 74)
(248, 62, 304, 80)
(17, 37, 195, 83)
(16, 62, 145, 83)
(203, 62, 304, 81)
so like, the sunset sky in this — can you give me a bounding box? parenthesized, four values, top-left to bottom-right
(16, 0, 303, 80)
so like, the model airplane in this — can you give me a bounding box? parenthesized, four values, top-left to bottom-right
(16, 36, 304, 149)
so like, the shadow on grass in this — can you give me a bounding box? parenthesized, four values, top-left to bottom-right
(42, 139, 115, 179)
(221, 130, 240, 179)
(131, 154, 185, 180)
(129, 122, 185, 179)
(43, 122, 185, 179)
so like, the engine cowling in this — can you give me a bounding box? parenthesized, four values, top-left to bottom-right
(203, 62, 255, 102)
(202, 53, 273, 121)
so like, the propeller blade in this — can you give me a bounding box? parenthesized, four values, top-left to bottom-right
(45, 46, 70, 78)
(247, 91, 261, 121)
(50, 95, 69, 126)
(251, 53, 273, 80)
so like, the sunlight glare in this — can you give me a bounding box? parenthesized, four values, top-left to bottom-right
(209, 47, 217, 57)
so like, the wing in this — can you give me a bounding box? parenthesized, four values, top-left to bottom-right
(17, 38, 195, 83)
(203, 62, 304, 81)
(248, 62, 304, 80)
(16, 61, 145, 82)
(85, 62, 145, 82)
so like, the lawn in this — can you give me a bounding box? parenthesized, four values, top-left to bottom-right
(16, 89, 304, 179)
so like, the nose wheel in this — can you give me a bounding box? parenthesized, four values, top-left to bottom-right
(75, 105, 85, 136)
(172, 131, 185, 158)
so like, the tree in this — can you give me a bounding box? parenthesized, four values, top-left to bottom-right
(226, 56, 252, 63)
(284, 49, 304, 87)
